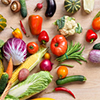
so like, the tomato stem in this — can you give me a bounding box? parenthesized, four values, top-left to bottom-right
(55, 43, 58, 47)
(29, 46, 34, 49)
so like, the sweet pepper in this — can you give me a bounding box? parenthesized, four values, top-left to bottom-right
(11, 27, 23, 39)
(28, 15, 43, 35)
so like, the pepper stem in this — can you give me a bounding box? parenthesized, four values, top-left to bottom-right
(90, 39, 94, 43)
(41, 40, 46, 45)
(10, 27, 15, 31)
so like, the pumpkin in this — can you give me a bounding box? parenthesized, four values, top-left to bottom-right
(64, 0, 81, 14)
(0, 14, 7, 32)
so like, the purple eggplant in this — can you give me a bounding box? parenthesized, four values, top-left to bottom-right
(45, 0, 56, 17)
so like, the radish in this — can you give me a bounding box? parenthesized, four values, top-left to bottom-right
(34, 2, 43, 12)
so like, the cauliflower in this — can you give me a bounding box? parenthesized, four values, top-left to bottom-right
(54, 16, 82, 37)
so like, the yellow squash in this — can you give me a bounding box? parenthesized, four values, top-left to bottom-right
(0, 60, 4, 79)
(31, 97, 55, 100)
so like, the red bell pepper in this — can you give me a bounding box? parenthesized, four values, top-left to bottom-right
(28, 15, 43, 35)
(38, 30, 49, 44)
(86, 29, 97, 43)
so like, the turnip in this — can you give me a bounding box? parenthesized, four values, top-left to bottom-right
(88, 50, 100, 63)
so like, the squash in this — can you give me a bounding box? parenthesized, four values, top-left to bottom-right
(64, 0, 81, 14)
(0, 14, 7, 32)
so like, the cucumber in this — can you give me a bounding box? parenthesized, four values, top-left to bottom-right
(19, 0, 27, 18)
(93, 43, 100, 50)
(56, 75, 86, 85)
(0, 72, 8, 94)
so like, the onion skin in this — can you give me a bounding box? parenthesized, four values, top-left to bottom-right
(88, 50, 100, 63)
(40, 59, 53, 71)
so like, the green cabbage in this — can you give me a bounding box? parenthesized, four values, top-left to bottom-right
(8, 71, 53, 100)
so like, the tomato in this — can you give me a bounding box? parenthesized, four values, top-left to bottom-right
(57, 66, 68, 79)
(27, 42, 39, 54)
(50, 35, 67, 56)
(44, 53, 51, 59)
(92, 17, 100, 30)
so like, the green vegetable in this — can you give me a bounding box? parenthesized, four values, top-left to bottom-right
(0, 95, 19, 100)
(75, 23, 82, 34)
(54, 16, 65, 29)
(8, 71, 53, 100)
(64, 0, 81, 13)
(0, 39, 4, 59)
(0, 72, 8, 94)
(19, 0, 27, 18)
(93, 11, 100, 20)
(93, 43, 100, 50)
(56, 75, 86, 85)
(56, 41, 87, 66)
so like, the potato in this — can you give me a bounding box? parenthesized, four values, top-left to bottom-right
(18, 68, 29, 81)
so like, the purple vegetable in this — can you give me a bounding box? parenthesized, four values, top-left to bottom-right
(3, 38, 27, 65)
(88, 50, 100, 63)
(40, 59, 53, 71)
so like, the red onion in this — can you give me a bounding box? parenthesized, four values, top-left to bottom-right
(40, 59, 53, 71)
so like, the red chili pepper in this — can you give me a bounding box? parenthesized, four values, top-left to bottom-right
(54, 87, 75, 99)
(86, 29, 97, 43)
(38, 30, 49, 44)
(20, 20, 29, 37)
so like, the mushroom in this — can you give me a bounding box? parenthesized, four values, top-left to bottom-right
(1, 0, 11, 5)
(10, 1, 21, 13)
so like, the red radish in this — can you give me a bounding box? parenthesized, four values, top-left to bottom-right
(34, 2, 43, 12)
(40, 59, 53, 71)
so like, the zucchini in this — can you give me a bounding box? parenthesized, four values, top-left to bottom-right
(0, 72, 8, 94)
(56, 75, 86, 85)
(19, 0, 27, 18)
(93, 43, 100, 50)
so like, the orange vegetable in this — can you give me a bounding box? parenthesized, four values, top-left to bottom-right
(92, 17, 100, 30)
(28, 15, 43, 35)
(57, 66, 68, 79)
(6, 58, 13, 79)
(44, 53, 51, 59)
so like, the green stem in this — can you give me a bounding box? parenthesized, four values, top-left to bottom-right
(90, 39, 94, 43)
(10, 27, 15, 31)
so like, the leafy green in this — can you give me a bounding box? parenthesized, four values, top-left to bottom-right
(54, 16, 65, 29)
(67, 16, 75, 21)
(8, 71, 53, 100)
(75, 23, 82, 34)
(0, 94, 19, 100)
(0, 39, 4, 48)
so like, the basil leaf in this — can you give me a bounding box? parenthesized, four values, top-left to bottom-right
(75, 23, 82, 34)
(54, 16, 65, 29)
(0, 39, 4, 48)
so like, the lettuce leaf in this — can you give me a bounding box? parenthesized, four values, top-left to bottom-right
(8, 71, 53, 100)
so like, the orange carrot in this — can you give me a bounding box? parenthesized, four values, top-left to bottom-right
(6, 58, 13, 79)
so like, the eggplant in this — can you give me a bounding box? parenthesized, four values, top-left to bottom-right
(45, 0, 56, 17)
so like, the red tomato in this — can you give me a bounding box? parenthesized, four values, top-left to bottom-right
(50, 35, 67, 56)
(27, 42, 39, 54)
(92, 17, 100, 30)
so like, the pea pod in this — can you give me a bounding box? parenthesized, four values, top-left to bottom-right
(56, 75, 86, 85)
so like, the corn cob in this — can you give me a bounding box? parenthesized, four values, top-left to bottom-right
(9, 47, 47, 87)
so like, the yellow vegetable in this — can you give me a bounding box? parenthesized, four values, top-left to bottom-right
(9, 47, 47, 87)
(83, 0, 94, 13)
(31, 97, 55, 100)
(0, 60, 4, 79)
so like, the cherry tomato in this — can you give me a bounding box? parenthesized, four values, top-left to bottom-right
(27, 42, 39, 54)
(92, 17, 100, 30)
(44, 53, 51, 59)
(50, 35, 67, 56)
(57, 66, 68, 79)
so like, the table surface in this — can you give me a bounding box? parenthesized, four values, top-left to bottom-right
(0, 0, 100, 100)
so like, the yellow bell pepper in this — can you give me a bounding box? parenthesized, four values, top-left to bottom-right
(31, 97, 55, 100)
(11, 27, 23, 39)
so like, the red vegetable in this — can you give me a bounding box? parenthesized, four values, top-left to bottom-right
(38, 30, 49, 44)
(54, 87, 75, 99)
(86, 29, 97, 43)
(34, 2, 43, 12)
(20, 20, 29, 37)
(40, 59, 53, 71)
(50, 35, 67, 56)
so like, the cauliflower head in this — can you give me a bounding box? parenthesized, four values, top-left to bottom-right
(54, 16, 82, 37)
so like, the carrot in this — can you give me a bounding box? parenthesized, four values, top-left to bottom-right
(6, 58, 13, 79)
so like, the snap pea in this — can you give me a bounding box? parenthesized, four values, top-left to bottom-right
(56, 75, 87, 85)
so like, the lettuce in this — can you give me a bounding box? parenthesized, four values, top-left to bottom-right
(8, 71, 53, 100)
